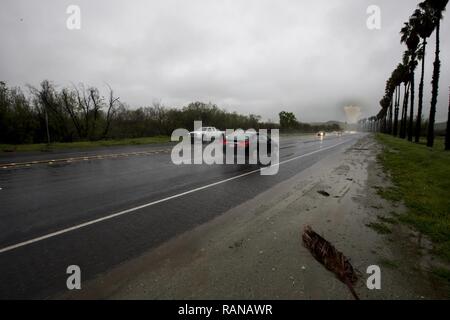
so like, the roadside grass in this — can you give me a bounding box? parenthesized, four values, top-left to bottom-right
(375, 134, 450, 262)
(378, 258, 400, 269)
(366, 222, 392, 234)
(377, 215, 398, 225)
(431, 267, 450, 284)
(0, 136, 171, 153)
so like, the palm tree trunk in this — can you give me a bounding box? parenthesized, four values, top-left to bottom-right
(445, 86, 450, 150)
(427, 20, 441, 147)
(400, 86, 405, 138)
(393, 86, 400, 137)
(415, 39, 427, 143)
(400, 83, 410, 139)
(389, 91, 394, 134)
(408, 62, 415, 142)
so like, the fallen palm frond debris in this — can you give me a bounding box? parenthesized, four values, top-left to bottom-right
(317, 190, 330, 197)
(302, 225, 360, 300)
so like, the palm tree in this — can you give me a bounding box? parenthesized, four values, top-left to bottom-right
(376, 108, 387, 133)
(400, 21, 420, 141)
(391, 64, 404, 137)
(384, 75, 397, 134)
(399, 55, 411, 139)
(411, 7, 435, 142)
(399, 81, 410, 139)
(379, 75, 395, 134)
(388, 85, 394, 134)
(379, 95, 390, 133)
(421, 0, 449, 147)
(391, 86, 399, 136)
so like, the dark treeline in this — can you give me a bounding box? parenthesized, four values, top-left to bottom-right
(278, 111, 341, 133)
(0, 80, 341, 145)
(0, 80, 278, 145)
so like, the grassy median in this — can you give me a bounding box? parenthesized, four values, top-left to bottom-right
(0, 136, 171, 153)
(376, 134, 450, 264)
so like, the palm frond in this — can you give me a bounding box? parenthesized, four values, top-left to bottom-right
(302, 226, 360, 300)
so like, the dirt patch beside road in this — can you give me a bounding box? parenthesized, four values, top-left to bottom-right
(62, 135, 449, 299)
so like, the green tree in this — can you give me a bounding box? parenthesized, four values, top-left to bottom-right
(279, 111, 298, 130)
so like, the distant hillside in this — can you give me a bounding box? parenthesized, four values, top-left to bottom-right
(309, 121, 345, 127)
(309, 121, 358, 131)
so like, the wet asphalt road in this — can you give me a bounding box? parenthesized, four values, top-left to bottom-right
(0, 133, 363, 299)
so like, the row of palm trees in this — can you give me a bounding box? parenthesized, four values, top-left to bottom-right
(360, 0, 449, 150)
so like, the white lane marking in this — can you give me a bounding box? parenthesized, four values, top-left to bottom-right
(0, 139, 352, 254)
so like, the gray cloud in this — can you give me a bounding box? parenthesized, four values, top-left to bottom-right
(1, 0, 449, 123)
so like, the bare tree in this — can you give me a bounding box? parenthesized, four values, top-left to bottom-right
(103, 83, 120, 138)
(61, 88, 83, 138)
(88, 87, 103, 140)
(73, 83, 91, 138)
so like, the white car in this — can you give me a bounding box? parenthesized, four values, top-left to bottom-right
(190, 127, 224, 143)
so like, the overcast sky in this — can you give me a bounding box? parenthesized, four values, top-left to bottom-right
(1, 0, 449, 123)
